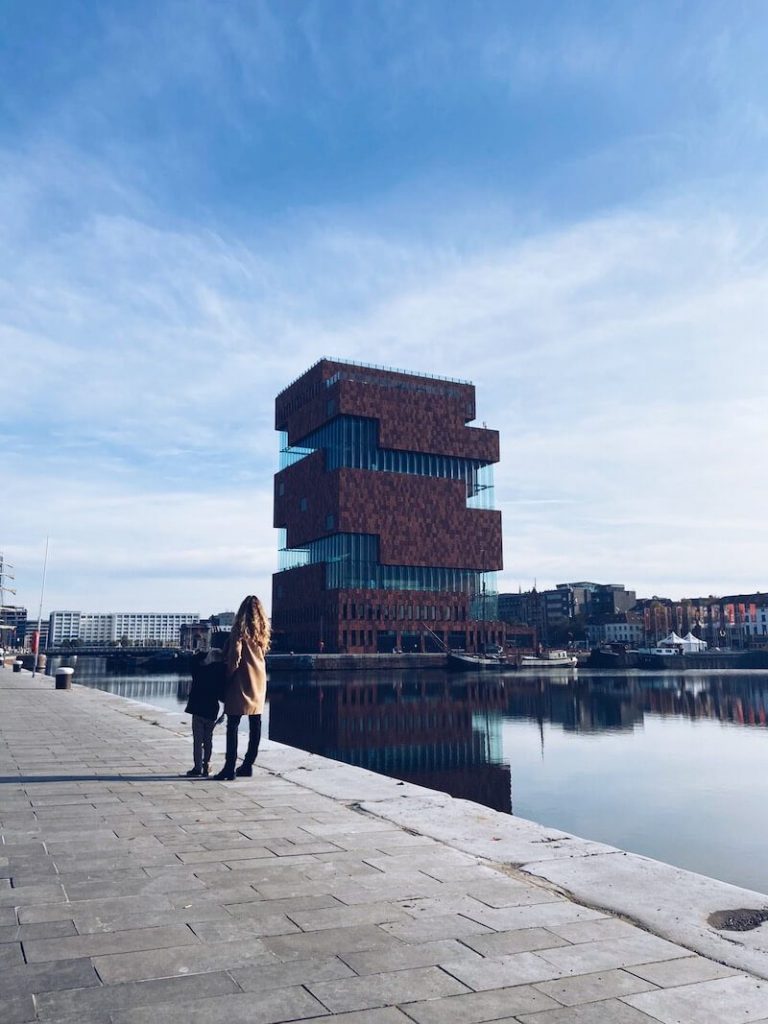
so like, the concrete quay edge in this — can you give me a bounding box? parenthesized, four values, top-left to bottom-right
(260, 756, 768, 984)
(41, 673, 768, 984)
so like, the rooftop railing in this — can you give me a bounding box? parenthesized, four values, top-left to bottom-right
(275, 356, 471, 399)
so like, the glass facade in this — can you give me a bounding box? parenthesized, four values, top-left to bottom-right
(279, 416, 495, 509)
(277, 530, 497, 613)
(277, 414, 498, 618)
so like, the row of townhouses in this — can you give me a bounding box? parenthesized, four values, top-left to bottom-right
(498, 583, 768, 650)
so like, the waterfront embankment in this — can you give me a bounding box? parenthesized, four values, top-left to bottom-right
(267, 652, 447, 673)
(4, 665, 768, 1023)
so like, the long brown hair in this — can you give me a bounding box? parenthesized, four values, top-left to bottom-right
(231, 595, 271, 652)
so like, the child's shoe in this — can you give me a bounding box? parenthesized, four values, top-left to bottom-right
(235, 762, 253, 777)
(184, 767, 202, 777)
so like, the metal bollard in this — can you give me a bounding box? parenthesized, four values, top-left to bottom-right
(54, 667, 75, 690)
(12, 660, 23, 673)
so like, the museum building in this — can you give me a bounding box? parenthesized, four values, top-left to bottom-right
(271, 358, 505, 654)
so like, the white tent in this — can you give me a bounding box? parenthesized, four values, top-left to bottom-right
(682, 631, 707, 652)
(658, 631, 707, 653)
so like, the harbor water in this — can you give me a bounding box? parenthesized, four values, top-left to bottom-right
(59, 657, 768, 894)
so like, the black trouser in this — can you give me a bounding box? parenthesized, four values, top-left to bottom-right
(224, 714, 262, 769)
(191, 715, 215, 771)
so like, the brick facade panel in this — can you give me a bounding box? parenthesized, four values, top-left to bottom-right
(276, 459, 502, 571)
(339, 470, 502, 570)
(271, 562, 338, 638)
(274, 450, 340, 547)
(276, 361, 498, 463)
(337, 381, 498, 461)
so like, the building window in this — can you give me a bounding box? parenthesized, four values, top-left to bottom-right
(300, 497, 308, 512)
(325, 514, 334, 530)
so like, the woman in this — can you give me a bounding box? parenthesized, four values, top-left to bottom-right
(214, 595, 270, 781)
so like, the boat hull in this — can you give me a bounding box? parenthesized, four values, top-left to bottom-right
(447, 652, 507, 671)
(520, 656, 578, 668)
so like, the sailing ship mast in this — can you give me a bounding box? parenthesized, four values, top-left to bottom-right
(0, 553, 17, 649)
(0, 552, 15, 608)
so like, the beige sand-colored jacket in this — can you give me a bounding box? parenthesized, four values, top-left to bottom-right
(224, 636, 266, 715)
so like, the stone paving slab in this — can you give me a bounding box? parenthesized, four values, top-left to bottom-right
(533, 968, 658, 1006)
(34, 970, 240, 1019)
(624, 974, 768, 1024)
(109, 985, 328, 1024)
(403, 984, 562, 1021)
(92, 937, 279, 983)
(3, 666, 768, 1024)
(230, 954, 356, 992)
(516, 1002, 661, 1023)
(0, 991, 36, 1024)
(23, 923, 200, 963)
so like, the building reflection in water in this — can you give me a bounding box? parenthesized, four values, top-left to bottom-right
(641, 673, 768, 726)
(54, 657, 768, 821)
(506, 680, 644, 735)
(503, 671, 768, 736)
(568, 672, 768, 731)
(269, 674, 513, 814)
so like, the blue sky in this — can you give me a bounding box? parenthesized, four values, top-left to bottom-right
(2, 0, 767, 614)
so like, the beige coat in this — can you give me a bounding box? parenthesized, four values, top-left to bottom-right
(224, 636, 267, 715)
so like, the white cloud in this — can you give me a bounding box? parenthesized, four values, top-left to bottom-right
(4, 460, 277, 614)
(4, 142, 768, 611)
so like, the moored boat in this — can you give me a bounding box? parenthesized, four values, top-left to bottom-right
(520, 649, 578, 668)
(447, 651, 507, 671)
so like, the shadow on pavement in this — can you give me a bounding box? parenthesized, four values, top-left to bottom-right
(0, 774, 198, 784)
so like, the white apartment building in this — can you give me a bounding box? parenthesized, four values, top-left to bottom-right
(49, 611, 199, 646)
(586, 621, 646, 647)
(49, 611, 82, 645)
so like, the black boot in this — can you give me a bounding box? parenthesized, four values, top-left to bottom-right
(215, 715, 239, 780)
(235, 716, 261, 777)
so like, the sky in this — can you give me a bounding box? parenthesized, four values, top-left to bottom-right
(2, 0, 768, 615)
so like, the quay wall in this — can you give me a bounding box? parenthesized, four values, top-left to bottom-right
(267, 652, 446, 672)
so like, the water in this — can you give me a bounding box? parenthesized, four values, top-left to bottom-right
(56, 657, 768, 894)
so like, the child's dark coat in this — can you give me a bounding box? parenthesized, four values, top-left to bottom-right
(184, 654, 225, 722)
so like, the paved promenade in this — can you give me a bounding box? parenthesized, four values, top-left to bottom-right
(3, 668, 768, 1024)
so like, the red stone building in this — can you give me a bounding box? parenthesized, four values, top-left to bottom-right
(272, 359, 505, 653)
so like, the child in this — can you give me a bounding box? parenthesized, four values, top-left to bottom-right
(183, 647, 225, 777)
